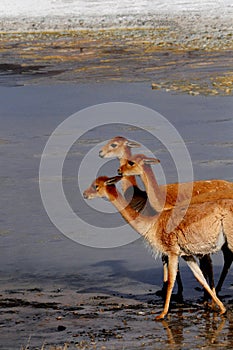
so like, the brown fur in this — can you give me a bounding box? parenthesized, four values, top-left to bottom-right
(99, 137, 233, 299)
(119, 153, 233, 210)
(84, 176, 233, 319)
(119, 152, 233, 293)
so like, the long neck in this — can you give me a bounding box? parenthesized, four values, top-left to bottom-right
(119, 148, 137, 192)
(107, 186, 154, 236)
(141, 165, 167, 212)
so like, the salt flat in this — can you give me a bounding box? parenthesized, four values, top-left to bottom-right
(0, 0, 233, 31)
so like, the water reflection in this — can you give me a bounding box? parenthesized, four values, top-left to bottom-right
(160, 310, 233, 348)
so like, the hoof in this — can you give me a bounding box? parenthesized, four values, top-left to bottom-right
(155, 312, 167, 321)
(220, 307, 227, 315)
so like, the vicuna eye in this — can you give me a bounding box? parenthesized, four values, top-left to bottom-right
(128, 160, 135, 166)
(92, 184, 99, 190)
(110, 143, 117, 148)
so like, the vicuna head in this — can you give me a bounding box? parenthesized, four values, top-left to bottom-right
(83, 176, 122, 200)
(99, 136, 141, 159)
(118, 154, 160, 176)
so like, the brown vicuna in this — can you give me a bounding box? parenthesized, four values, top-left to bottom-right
(83, 175, 233, 319)
(99, 136, 183, 297)
(100, 137, 233, 296)
(118, 153, 233, 294)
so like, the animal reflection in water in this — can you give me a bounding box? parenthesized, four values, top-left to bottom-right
(161, 311, 227, 347)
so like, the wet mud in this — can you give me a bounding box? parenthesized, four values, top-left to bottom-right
(1, 281, 233, 350)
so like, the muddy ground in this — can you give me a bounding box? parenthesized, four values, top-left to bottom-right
(1, 274, 233, 350)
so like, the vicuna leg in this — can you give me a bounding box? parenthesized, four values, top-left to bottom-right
(158, 254, 183, 299)
(156, 253, 179, 320)
(199, 254, 215, 289)
(216, 242, 233, 294)
(176, 266, 183, 297)
(183, 255, 226, 315)
(161, 254, 168, 296)
(199, 254, 215, 300)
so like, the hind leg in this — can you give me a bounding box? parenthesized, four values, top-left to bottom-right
(176, 264, 183, 299)
(183, 255, 226, 314)
(216, 242, 233, 294)
(199, 254, 215, 300)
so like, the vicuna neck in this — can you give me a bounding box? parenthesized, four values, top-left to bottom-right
(106, 186, 153, 235)
(141, 165, 166, 212)
(119, 148, 137, 191)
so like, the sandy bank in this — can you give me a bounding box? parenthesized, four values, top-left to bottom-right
(1, 11, 233, 36)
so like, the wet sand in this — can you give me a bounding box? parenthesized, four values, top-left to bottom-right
(1, 273, 233, 350)
(0, 82, 233, 349)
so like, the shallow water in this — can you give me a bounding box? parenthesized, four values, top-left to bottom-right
(0, 83, 233, 348)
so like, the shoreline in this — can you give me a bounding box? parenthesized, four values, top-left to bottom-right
(0, 24, 232, 95)
(1, 11, 233, 35)
(1, 9, 232, 94)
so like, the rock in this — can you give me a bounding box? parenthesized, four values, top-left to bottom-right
(57, 325, 66, 332)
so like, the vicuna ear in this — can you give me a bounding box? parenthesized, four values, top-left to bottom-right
(105, 176, 122, 186)
(143, 157, 160, 165)
(126, 140, 141, 148)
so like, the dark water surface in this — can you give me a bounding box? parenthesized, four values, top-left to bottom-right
(0, 83, 233, 349)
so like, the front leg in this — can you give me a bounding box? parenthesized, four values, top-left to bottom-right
(155, 254, 168, 298)
(158, 254, 183, 301)
(156, 253, 179, 320)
